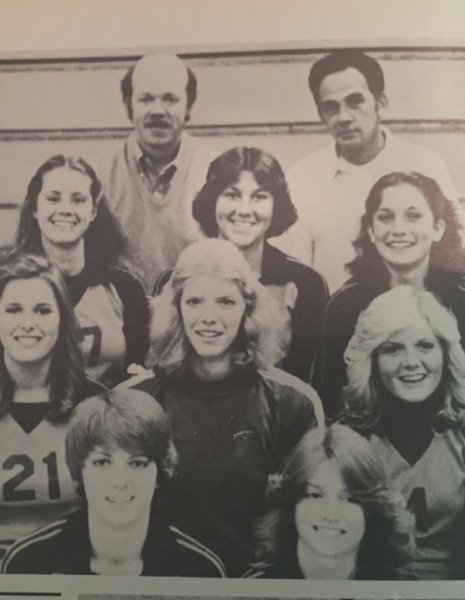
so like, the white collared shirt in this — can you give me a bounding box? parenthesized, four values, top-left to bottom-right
(270, 128, 459, 293)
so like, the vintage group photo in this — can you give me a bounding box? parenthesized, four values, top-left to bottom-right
(0, 35, 463, 587)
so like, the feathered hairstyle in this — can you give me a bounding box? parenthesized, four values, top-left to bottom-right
(254, 424, 413, 579)
(66, 388, 178, 496)
(147, 239, 288, 373)
(0, 253, 89, 422)
(342, 285, 465, 430)
(348, 171, 465, 284)
(16, 155, 126, 277)
(192, 146, 297, 239)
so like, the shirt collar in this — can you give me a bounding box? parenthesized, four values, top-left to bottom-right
(129, 131, 185, 181)
(331, 126, 391, 176)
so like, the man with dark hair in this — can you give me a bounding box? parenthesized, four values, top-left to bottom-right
(99, 53, 217, 292)
(271, 49, 458, 293)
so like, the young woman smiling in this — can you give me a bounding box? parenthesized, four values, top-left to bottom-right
(341, 285, 465, 579)
(16, 155, 150, 387)
(2, 388, 226, 576)
(247, 424, 411, 580)
(188, 146, 328, 384)
(321, 171, 465, 416)
(127, 238, 323, 576)
(0, 254, 100, 555)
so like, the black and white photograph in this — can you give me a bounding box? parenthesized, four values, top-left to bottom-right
(0, 0, 464, 597)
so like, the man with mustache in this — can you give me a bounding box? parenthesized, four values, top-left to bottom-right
(270, 50, 458, 294)
(99, 54, 217, 292)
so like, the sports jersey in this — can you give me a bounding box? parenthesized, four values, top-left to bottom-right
(369, 423, 465, 580)
(131, 367, 321, 576)
(2, 508, 226, 576)
(65, 265, 149, 387)
(0, 409, 78, 555)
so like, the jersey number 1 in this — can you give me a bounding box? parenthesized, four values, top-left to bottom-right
(407, 487, 429, 533)
(3, 452, 61, 501)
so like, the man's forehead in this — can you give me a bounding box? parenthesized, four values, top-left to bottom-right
(319, 67, 372, 102)
(132, 54, 188, 93)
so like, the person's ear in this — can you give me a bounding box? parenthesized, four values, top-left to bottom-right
(368, 225, 376, 244)
(433, 218, 446, 242)
(376, 92, 388, 117)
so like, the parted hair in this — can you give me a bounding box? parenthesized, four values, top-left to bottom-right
(309, 49, 385, 107)
(0, 253, 88, 422)
(66, 388, 178, 494)
(342, 285, 465, 431)
(192, 146, 297, 239)
(348, 171, 465, 282)
(16, 155, 126, 277)
(254, 424, 412, 579)
(148, 239, 288, 373)
(121, 57, 198, 121)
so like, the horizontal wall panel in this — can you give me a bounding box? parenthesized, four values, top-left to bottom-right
(0, 50, 465, 131)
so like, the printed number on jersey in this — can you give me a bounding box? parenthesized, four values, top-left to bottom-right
(78, 325, 102, 367)
(2, 452, 60, 502)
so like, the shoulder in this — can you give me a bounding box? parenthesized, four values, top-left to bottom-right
(107, 266, 145, 295)
(2, 518, 67, 574)
(287, 144, 334, 178)
(169, 525, 227, 577)
(264, 245, 327, 291)
(326, 278, 376, 316)
(258, 368, 324, 427)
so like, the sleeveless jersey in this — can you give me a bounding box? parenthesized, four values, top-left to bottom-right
(370, 428, 465, 579)
(74, 283, 126, 388)
(0, 413, 78, 554)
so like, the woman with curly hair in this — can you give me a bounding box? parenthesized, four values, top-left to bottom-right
(248, 424, 412, 580)
(156, 146, 328, 383)
(2, 388, 226, 577)
(341, 285, 465, 579)
(0, 253, 100, 554)
(322, 171, 465, 416)
(125, 237, 324, 576)
(16, 155, 149, 386)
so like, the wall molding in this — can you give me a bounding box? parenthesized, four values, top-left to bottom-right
(1, 120, 464, 142)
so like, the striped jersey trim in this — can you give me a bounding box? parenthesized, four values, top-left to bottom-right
(169, 525, 227, 577)
(260, 367, 325, 428)
(241, 566, 265, 578)
(1, 518, 67, 573)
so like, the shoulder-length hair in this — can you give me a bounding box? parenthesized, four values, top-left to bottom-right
(192, 146, 297, 239)
(147, 238, 288, 373)
(342, 285, 465, 431)
(66, 388, 178, 495)
(0, 253, 89, 422)
(348, 171, 465, 284)
(16, 155, 126, 277)
(254, 424, 412, 579)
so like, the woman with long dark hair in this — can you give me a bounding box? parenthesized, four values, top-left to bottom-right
(2, 389, 226, 577)
(126, 238, 323, 576)
(341, 285, 465, 579)
(177, 146, 327, 384)
(322, 171, 465, 416)
(248, 424, 412, 580)
(16, 155, 149, 386)
(0, 253, 99, 554)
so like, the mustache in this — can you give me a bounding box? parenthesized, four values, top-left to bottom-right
(143, 117, 171, 128)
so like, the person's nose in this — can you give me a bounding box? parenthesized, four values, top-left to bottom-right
(337, 102, 353, 124)
(322, 495, 341, 522)
(403, 346, 421, 369)
(200, 301, 218, 326)
(56, 197, 73, 215)
(391, 216, 408, 236)
(148, 97, 166, 115)
(18, 311, 37, 332)
(235, 195, 253, 216)
(109, 464, 130, 489)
